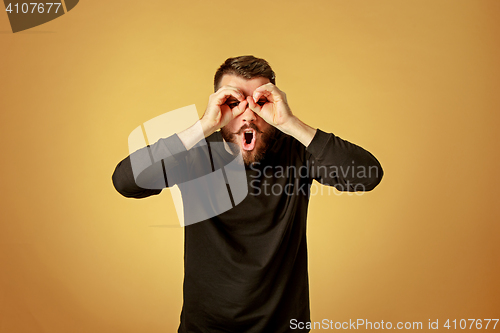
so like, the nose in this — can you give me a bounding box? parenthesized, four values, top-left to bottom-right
(241, 105, 256, 122)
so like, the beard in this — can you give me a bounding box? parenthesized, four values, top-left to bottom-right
(220, 123, 276, 165)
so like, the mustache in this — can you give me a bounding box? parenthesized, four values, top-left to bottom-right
(234, 123, 263, 135)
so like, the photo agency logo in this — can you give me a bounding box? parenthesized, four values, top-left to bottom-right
(3, 0, 79, 33)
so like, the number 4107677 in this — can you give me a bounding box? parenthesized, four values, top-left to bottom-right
(444, 319, 499, 330)
(5, 3, 62, 14)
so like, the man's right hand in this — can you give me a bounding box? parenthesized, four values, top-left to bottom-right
(200, 86, 248, 137)
(177, 86, 247, 150)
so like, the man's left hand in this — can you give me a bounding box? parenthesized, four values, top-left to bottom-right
(248, 83, 317, 147)
(247, 83, 294, 131)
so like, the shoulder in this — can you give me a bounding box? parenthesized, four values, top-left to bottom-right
(265, 130, 309, 165)
(206, 131, 223, 143)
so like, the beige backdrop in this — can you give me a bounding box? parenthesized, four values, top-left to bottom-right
(1, 0, 499, 332)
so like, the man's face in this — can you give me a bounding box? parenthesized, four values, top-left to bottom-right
(219, 75, 275, 165)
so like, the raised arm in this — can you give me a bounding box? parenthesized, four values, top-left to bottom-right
(112, 133, 187, 198)
(248, 82, 383, 192)
(306, 129, 383, 191)
(112, 85, 249, 198)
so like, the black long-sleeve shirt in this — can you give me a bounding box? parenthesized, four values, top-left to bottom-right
(112, 129, 383, 333)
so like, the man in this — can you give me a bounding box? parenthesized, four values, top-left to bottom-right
(112, 55, 383, 332)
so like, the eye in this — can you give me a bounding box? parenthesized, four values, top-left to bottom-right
(226, 101, 240, 109)
(257, 99, 267, 107)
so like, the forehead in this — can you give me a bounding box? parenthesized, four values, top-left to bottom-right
(219, 75, 270, 97)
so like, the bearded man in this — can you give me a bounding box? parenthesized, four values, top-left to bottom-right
(112, 55, 383, 332)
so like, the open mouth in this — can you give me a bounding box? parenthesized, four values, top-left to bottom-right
(242, 129, 256, 151)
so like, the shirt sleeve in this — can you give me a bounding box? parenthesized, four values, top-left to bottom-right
(111, 133, 188, 198)
(305, 129, 383, 191)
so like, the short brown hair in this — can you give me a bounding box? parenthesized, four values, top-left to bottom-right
(214, 55, 276, 91)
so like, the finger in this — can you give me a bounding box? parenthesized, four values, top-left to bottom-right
(233, 100, 248, 118)
(247, 96, 261, 114)
(213, 87, 245, 105)
(253, 83, 278, 103)
(215, 85, 244, 94)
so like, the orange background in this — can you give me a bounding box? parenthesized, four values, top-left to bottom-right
(1, 0, 499, 332)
